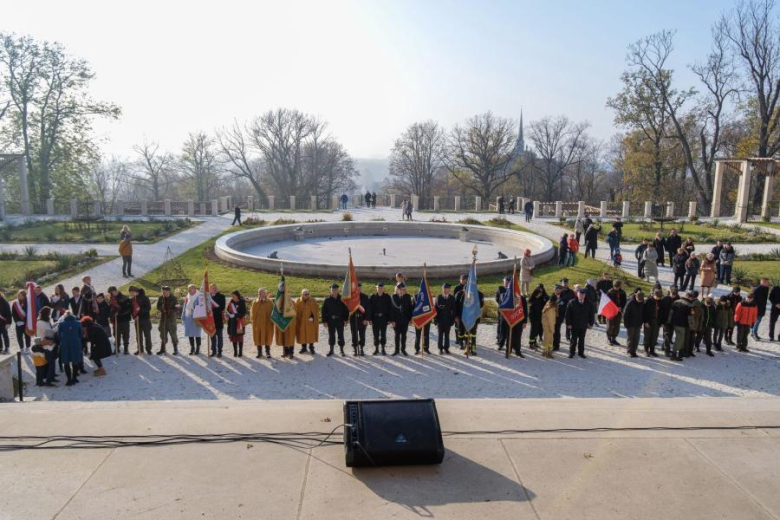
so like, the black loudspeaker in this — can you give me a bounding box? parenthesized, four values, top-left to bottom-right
(343, 399, 445, 467)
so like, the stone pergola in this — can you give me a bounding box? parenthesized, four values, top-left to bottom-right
(711, 158, 779, 222)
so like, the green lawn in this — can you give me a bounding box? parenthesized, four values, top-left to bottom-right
(0, 256, 114, 293)
(555, 221, 777, 244)
(732, 260, 780, 286)
(752, 222, 780, 232)
(0, 219, 198, 244)
(0, 261, 55, 287)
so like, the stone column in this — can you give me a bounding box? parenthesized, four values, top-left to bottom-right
(164, 199, 171, 216)
(454, 196, 461, 212)
(495, 196, 502, 212)
(622, 201, 630, 218)
(600, 201, 608, 218)
(247, 196, 254, 211)
(332, 195, 339, 210)
(533, 200, 540, 219)
(644, 201, 652, 219)
(70, 199, 78, 219)
(290, 195, 296, 211)
(187, 201, 195, 217)
(555, 201, 563, 218)
(268, 196, 275, 211)
(140, 200, 148, 216)
(688, 201, 697, 219)
(0, 179, 6, 221)
(666, 201, 675, 218)
(116, 201, 125, 216)
(46, 199, 54, 216)
(390, 194, 396, 208)
(577, 201, 585, 218)
(735, 160, 752, 223)
(412, 195, 419, 211)
(310, 195, 317, 211)
(211, 200, 219, 216)
(516, 196, 522, 212)
(434, 196, 440, 212)
(474, 196, 482, 212)
(19, 158, 30, 216)
(761, 167, 775, 219)
(711, 161, 724, 218)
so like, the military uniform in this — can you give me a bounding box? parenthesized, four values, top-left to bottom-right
(687, 296, 703, 357)
(495, 283, 509, 350)
(606, 286, 627, 345)
(369, 289, 392, 354)
(156, 292, 178, 354)
(506, 296, 529, 357)
(349, 291, 372, 356)
(391, 291, 413, 356)
(131, 288, 152, 355)
(434, 292, 457, 354)
(321, 292, 349, 356)
(455, 288, 485, 355)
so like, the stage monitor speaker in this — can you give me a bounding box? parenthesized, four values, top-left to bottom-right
(343, 399, 445, 467)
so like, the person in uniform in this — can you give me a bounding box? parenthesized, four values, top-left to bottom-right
(506, 292, 529, 358)
(295, 288, 319, 355)
(369, 282, 392, 355)
(660, 285, 679, 356)
(391, 282, 413, 356)
(210, 284, 226, 357)
(274, 293, 297, 359)
(455, 282, 484, 356)
(668, 291, 691, 362)
(453, 274, 468, 347)
(129, 286, 152, 355)
(108, 286, 132, 355)
(495, 277, 510, 350)
(527, 284, 549, 350)
(251, 288, 274, 358)
(724, 286, 742, 345)
(565, 288, 594, 358)
(606, 280, 627, 346)
(595, 273, 613, 325)
(321, 284, 348, 356)
(558, 278, 574, 340)
(349, 283, 372, 356)
(434, 283, 456, 354)
(156, 286, 179, 355)
(642, 289, 663, 357)
(541, 295, 558, 358)
(623, 290, 645, 358)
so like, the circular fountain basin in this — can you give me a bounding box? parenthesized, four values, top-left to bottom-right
(214, 221, 554, 279)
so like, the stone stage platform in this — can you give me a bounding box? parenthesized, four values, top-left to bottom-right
(1, 397, 779, 519)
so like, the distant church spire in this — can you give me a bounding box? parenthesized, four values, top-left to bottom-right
(515, 109, 525, 157)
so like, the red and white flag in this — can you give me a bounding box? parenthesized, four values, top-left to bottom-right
(193, 269, 217, 337)
(597, 291, 619, 320)
(25, 281, 38, 337)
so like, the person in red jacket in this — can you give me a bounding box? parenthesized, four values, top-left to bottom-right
(734, 292, 758, 353)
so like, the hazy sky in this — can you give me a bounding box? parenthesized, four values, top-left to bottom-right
(4, 0, 738, 160)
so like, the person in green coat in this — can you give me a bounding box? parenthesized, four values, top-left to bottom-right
(156, 286, 179, 355)
(687, 291, 703, 358)
(713, 295, 730, 352)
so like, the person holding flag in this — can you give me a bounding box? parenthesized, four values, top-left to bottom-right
(271, 272, 297, 358)
(192, 271, 218, 351)
(434, 283, 456, 354)
(12, 289, 31, 353)
(347, 283, 371, 356)
(456, 250, 485, 356)
(412, 266, 437, 355)
(498, 262, 529, 358)
(390, 282, 413, 355)
(321, 283, 349, 356)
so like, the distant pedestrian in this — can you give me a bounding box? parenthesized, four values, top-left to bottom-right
(498, 195, 505, 214)
(340, 194, 348, 210)
(232, 205, 242, 226)
(574, 218, 584, 244)
(524, 200, 533, 222)
(118, 233, 133, 278)
(365, 191, 372, 208)
(371, 191, 377, 208)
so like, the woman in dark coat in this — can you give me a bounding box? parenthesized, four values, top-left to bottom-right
(584, 223, 600, 259)
(527, 285, 549, 350)
(653, 233, 666, 267)
(226, 291, 248, 357)
(57, 313, 84, 386)
(81, 316, 112, 376)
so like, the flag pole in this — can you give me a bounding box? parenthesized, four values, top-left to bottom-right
(506, 258, 517, 360)
(421, 263, 426, 359)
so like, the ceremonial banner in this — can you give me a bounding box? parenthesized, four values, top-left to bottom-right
(499, 263, 525, 327)
(25, 281, 37, 337)
(342, 250, 360, 315)
(411, 268, 437, 329)
(193, 269, 217, 337)
(460, 259, 481, 332)
(271, 274, 295, 331)
(598, 291, 619, 319)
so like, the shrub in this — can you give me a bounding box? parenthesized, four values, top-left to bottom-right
(23, 246, 37, 259)
(85, 249, 99, 258)
(342, 212, 353, 221)
(732, 267, 750, 284)
(370, 217, 386, 222)
(689, 215, 699, 222)
(243, 217, 265, 226)
(770, 247, 780, 260)
(271, 218, 297, 226)
(487, 217, 513, 228)
(458, 218, 484, 226)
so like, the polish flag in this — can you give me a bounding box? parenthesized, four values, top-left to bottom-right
(597, 291, 619, 319)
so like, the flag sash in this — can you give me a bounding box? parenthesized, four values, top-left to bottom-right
(271, 275, 294, 331)
(25, 282, 37, 337)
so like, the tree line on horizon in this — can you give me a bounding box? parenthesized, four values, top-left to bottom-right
(1, 0, 778, 214)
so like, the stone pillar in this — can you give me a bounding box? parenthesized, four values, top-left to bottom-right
(495, 196, 502, 212)
(353, 195, 360, 207)
(389, 194, 396, 208)
(622, 201, 630, 218)
(70, 199, 78, 219)
(46, 198, 54, 216)
(268, 195, 275, 211)
(516, 196, 522, 212)
(247, 196, 254, 211)
(19, 158, 30, 216)
(332, 195, 339, 210)
(0, 179, 6, 221)
(644, 201, 652, 219)
(187, 200, 195, 217)
(533, 201, 540, 219)
(761, 168, 775, 219)
(164, 199, 171, 216)
(93, 201, 102, 218)
(211, 200, 219, 216)
(600, 201, 608, 218)
(434, 196, 440, 212)
(140, 200, 148, 216)
(474, 196, 481, 212)
(735, 160, 752, 223)
(688, 201, 697, 219)
(555, 201, 563, 218)
(116, 201, 125, 216)
(454, 196, 461, 212)
(310, 195, 317, 211)
(412, 195, 419, 211)
(666, 201, 675, 218)
(711, 161, 724, 218)
(290, 195, 296, 210)
(577, 201, 585, 218)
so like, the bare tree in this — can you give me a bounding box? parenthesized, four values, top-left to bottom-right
(87, 156, 128, 212)
(445, 112, 519, 200)
(132, 139, 175, 200)
(304, 139, 357, 208)
(181, 131, 221, 201)
(215, 121, 268, 202)
(568, 139, 607, 201)
(388, 121, 446, 207)
(527, 115, 589, 200)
